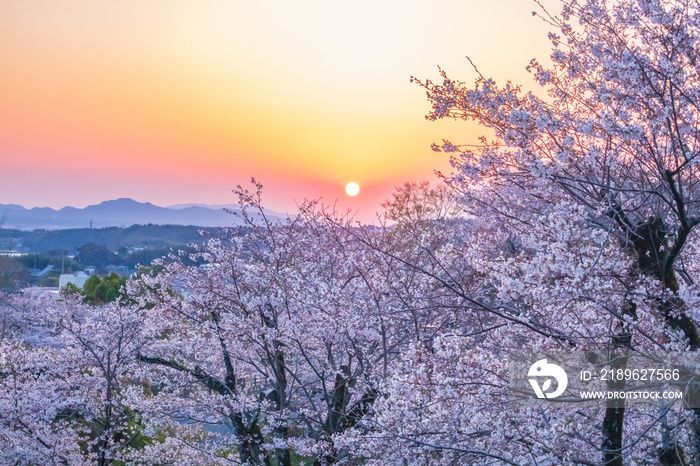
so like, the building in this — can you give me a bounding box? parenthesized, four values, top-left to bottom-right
(59, 271, 91, 289)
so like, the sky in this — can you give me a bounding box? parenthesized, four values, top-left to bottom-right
(0, 0, 558, 220)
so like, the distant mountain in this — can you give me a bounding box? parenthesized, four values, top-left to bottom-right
(167, 202, 282, 216)
(0, 198, 285, 231)
(167, 202, 240, 210)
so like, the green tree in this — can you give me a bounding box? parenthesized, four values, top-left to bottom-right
(76, 242, 112, 268)
(82, 273, 127, 305)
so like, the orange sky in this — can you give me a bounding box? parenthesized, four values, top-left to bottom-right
(0, 0, 557, 221)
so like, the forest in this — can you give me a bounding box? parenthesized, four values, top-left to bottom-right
(2, 0, 700, 464)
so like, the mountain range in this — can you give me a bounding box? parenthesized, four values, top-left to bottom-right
(0, 198, 285, 230)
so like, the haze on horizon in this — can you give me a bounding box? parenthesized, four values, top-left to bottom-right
(0, 0, 557, 220)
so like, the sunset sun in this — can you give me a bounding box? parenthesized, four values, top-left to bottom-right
(345, 182, 360, 196)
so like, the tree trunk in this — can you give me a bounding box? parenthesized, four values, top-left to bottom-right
(629, 218, 696, 464)
(602, 406, 625, 466)
(261, 304, 291, 466)
(601, 314, 633, 466)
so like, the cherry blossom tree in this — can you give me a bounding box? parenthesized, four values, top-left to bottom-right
(128, 182, 414, 465)
(337, 185, 645, 465)
(406, 0, 700, 464)
(1, 285, 229, 465)
(0, 292, 159, 465)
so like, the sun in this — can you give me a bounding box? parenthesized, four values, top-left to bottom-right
(345, 182, 360, 196)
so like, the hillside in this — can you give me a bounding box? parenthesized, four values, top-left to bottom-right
(1, 224, 224, 254)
